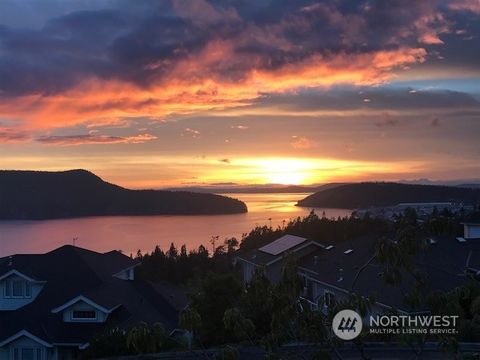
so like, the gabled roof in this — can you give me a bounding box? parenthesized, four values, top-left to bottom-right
(0, 330, 52, 348)
(0, 269, 39, 282)
(0, 245, 140, 282)
(0, 245, 182, 347)
(298, 234, 480, 312)
(51, 295, 120, 314)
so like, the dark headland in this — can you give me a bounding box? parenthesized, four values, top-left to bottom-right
(0, 169, 247, 219)
(297, 182, 480, 209)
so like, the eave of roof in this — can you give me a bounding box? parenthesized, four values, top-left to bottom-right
(51, 295, 120, 314)
(0, 330, 53, 348)
(0, 269, 40, 282)
(112, 262, 141, 278)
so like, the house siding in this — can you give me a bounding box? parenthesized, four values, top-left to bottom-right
(0, 275, 44, 311)
(0, 336, 52, 360)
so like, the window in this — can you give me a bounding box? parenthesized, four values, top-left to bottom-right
(21, 348, 34, 360)
(5, 280, 11, 297)
(25, 282, 31, 297)
(12, 348, 42, 360)
(4, 279, 32, 298)
(72, 310, 96, 320)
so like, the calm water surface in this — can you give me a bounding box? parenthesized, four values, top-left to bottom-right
(0, 193, 351, 256)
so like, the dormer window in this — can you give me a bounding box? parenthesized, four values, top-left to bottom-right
(4, 279, 32, 298)
(72, 310, 97, 320)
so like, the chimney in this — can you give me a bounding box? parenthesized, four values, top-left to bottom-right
(7, 256, 13, 267)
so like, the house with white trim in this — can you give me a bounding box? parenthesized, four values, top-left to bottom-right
(0, 245, 183, 360)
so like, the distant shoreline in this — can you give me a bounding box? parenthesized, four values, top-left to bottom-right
(0, 169, 247, 220)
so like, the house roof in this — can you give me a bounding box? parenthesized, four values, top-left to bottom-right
(236, 234, 324, 266)
(298, 235, 480, 312)
(462, 212, 480, 225)
(259, 234, 308, 255)
(0, 245, 182, 347)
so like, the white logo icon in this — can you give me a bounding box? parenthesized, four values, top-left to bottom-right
(332, 309, 363, 340)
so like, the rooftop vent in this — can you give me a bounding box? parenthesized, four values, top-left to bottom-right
(344, 249, 353, 255)
(325, 245, 334, 250)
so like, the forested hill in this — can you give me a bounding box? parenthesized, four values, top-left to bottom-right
(0, 170, 247, 219)
(297, 182, 480, 209)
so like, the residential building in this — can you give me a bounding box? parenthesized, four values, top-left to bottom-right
(236, 231, 480, 315)
(236, 234, 323, 283)
(0, 245, 182, 360)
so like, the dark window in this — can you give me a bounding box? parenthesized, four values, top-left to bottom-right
(72, 310, 96, 319)
(36, 348, 42, 360)
(5, 279, 31, 298)
(5, 280, 11, 297)
(12, 280, 24, 297)
(25, 282, 32, 297)
(13, 348, 18, 360)
(21, 348, 34, 360)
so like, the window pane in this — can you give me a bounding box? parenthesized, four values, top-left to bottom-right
(5, 280, 11, 296)
(21, 348, 34, 360)
(25, 282, 31, 297)
(13, 348, 19, 360)
(36, 348, 42, 360)
(72, 310, 96, 319)
(12, 280, 24, 297)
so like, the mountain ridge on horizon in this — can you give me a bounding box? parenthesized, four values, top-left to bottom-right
(297, 182, 480, 209)
(0, 169, 247, 219)
(163, 179, 480, 193)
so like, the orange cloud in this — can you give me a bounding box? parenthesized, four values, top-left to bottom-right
(0, 127, 30, 143)
(36, 133, 157, 146)
(0, 46, 427, 133)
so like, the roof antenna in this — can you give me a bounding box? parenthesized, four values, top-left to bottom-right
(73, 237, 78, 247)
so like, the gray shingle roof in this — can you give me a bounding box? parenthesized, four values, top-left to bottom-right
(298, 235, 480, 312)
(0, 245, 181, 346)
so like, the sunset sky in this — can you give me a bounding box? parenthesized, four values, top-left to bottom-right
(0, 0, 479, 188)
